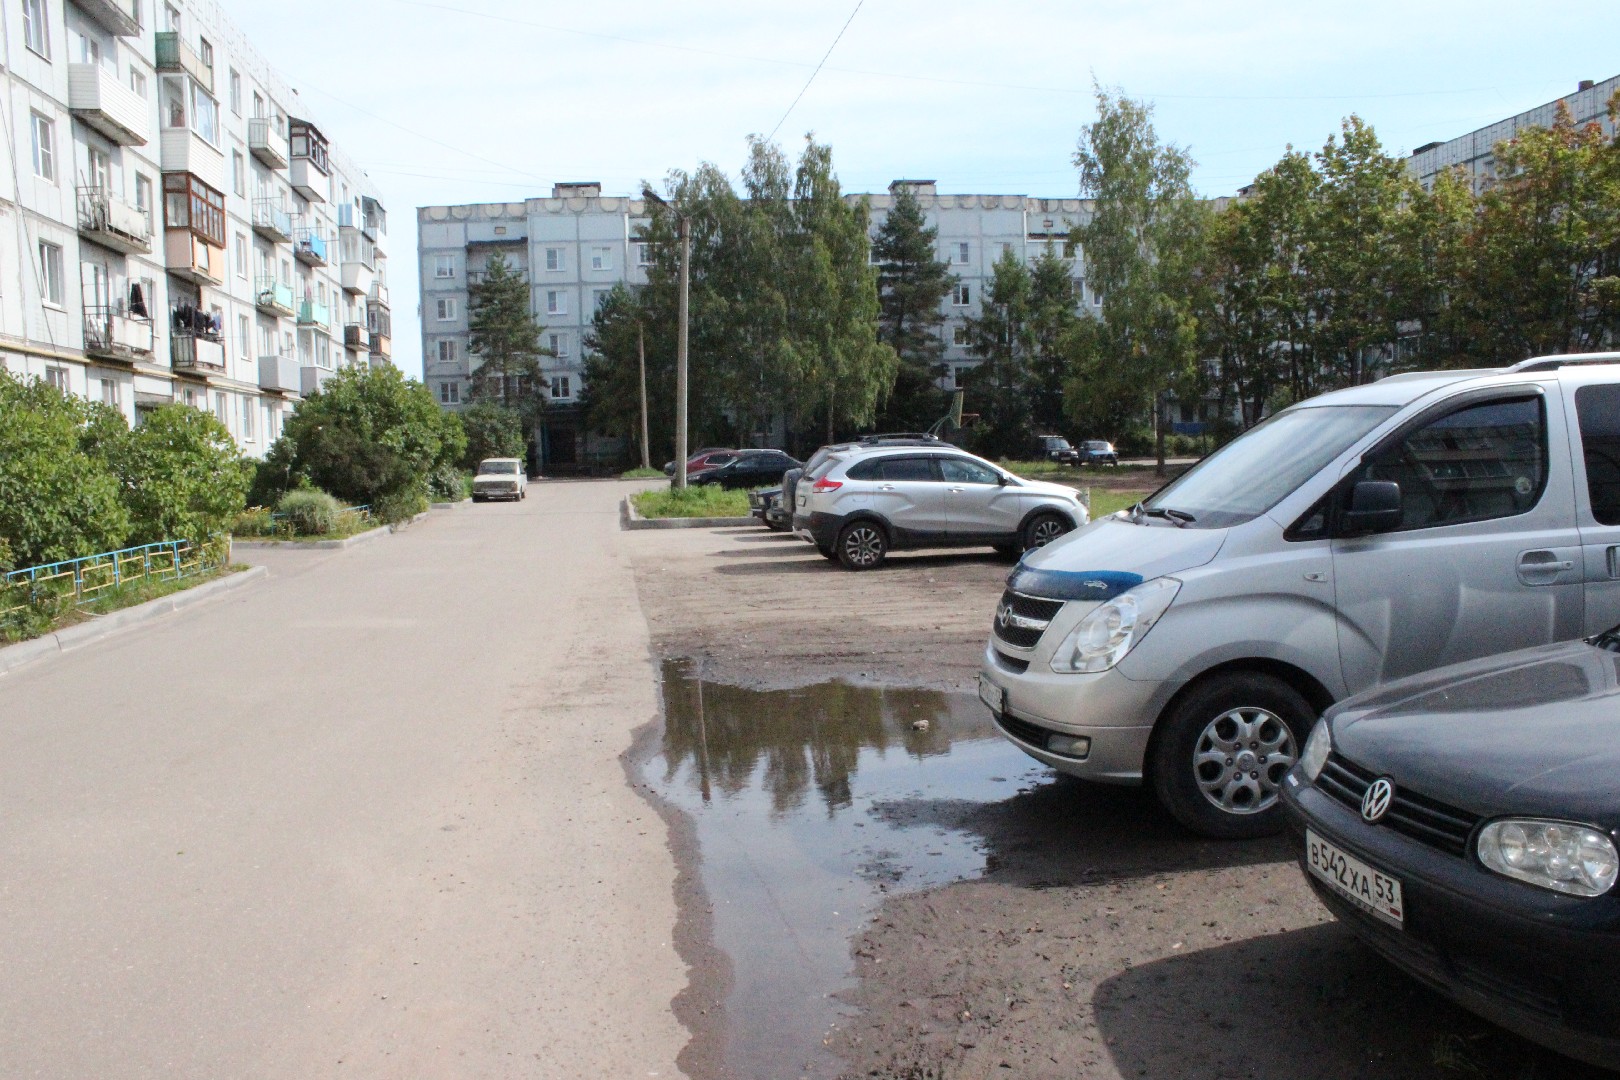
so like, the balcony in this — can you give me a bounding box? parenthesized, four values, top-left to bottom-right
(171, 330, 226, 373)
(83, 306, 154, 361)
(254, 278, 294, 318)
(300, 365, 333, 396)
(247, 117, 288, 170)
(154, 32, 212, 90)
(293, 228, 328, 267)
(340, 259, 373, 296)
(288, 120, 329, 202)
(68, 63, 148, 145)
(368, 283, 390, 309)
(251, 200, 292, 243)
(257, 353, 300, 394)
(368, 331, 391, 360)
(343, 323, 366, 351)
(77, 187, 151, 254)
(164, 232, 223, 285)
(75, 0, 140, 36)
(297, 299, 331, 330)
(160, 129, 224, 191)
(361, 195, 385, 240)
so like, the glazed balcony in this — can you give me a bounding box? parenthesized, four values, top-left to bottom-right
(77, 187, 152, 255)
(170, 329, 226, 373)
(254, 278, 294, 318)
(83, 306, 154, 361)
(343, 323, 366, 351)
(247, 117, 288, 170)
(293, 228, 328, 267)
(361, 195, 385, 240)
(154, 32, 212, 91)
(75, 0, 141, 36)
(160, 130, 224, 191)
(257, 353, 300, 394)
(297, 299, 331, 330)
(288, 119, 329, 202)
(251, 199, 292, 243)
(164, 233, 222, 286)
(367, 331, 391, 360)
(68, 63, 148, 145)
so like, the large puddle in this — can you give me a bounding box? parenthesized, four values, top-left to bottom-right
(645, 659, 1051, 1079)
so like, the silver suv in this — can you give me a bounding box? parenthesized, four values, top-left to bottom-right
(793, 446, 1089, 569)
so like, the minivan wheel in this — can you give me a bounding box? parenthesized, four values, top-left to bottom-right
(1149, 672, 1312, 840)
(836, 521, 888, 570)
(816, 542, 839, 561)
(1022, 512, 1071, 552)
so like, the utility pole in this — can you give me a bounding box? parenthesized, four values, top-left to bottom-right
(675, 214, 690, 489)
(637, 322, 650, 471)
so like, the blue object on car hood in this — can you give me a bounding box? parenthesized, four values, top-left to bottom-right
(1013, 513, 1226, 595)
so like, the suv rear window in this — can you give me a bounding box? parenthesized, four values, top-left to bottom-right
(846, 456, 936, 482)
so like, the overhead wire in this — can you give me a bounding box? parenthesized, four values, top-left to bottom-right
(765, 0, 864, 141)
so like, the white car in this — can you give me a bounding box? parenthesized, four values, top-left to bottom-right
(791, 445, 1088, 569)
(472, 458, 526, 502)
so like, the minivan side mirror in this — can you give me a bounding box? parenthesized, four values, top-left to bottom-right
(1341, 480, 1403, 536)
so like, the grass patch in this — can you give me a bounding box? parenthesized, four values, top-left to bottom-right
(621, 466, 665, 479)
(1, 565, 244, 644)
(231, 505, 376, 542)
(633, 487, 752, 519)
(1089, 490, 1153, 518)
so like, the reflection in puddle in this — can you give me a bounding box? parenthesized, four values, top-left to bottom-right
(647, 659, 1049, 1079)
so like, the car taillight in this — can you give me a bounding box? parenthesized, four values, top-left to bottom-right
(811, 477, 842, 493)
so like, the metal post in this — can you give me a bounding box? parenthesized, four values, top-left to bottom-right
(637, 322, 651, 472)
(675, 215, 691, 490)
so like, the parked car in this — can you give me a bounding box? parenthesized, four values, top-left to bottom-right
(978, 351, 1620, 839)
(748, 488, 791, 531)
(1078, 439, 1119, 466)
(472, 458, 527, 502)
(688, 449, 802, 490)
(792, 445, 1088, 570)
(780, 434, 949, 520)
(664, 448, 735, 477)
(1282, 630, 1620, 1071)
(1036, 435, 1080, 465)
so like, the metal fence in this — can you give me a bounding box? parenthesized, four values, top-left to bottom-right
(1, 539, 224, 619)
(262, 504, 371, 532)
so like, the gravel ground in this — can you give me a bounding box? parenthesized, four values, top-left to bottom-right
(625, 519, 1608, 1080)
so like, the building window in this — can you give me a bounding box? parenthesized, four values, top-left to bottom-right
(228, 67, 241, 115)
(134, 173, 153, 218)
(162, 171, 226, 246)
(955, 242, 970, 264)
(21, 0, 47, 57)
(434, 254, 456, 279)
(214, 391, 227, 426)
(548, 332, 570, 359)
(231, 150, 244, 196)
(238, 314, 250, 357)
(550, 375, 571, 399)
(234, 233, 248, 278)
(37, 241, 62, 306)
(593, 288, 611, 314)
(954, 365, 972, 388)
(952, 325, 968, 346)
(952, 283, 970, 306)
(29, 112, 53, 179)
(636, 243, 653, 267)
(590, 247, 611, 271)
(197, 37, 212, 70)
(240, 395, 254, 440)
(437, 339, 457, 364)
(544, 247, 563, 272)
(101, 378, 120, 407)
(45, 365, 67, 391)
(439, 381, 459, 405)
(546, 290, 566, 316)
(1092, 289, 1103, 307)
(130, 66, 147, 98)
(436, 298, 457, 321)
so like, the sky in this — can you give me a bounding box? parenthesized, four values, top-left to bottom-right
(222, 0, 1620, 382)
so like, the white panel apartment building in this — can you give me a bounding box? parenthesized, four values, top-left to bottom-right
(0, 0, 391, 456)
(418, 180, 1098, 464)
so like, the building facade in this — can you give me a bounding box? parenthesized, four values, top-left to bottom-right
(0, 0, 391, 456)
(418, 180, 1101, 463)
(1408, 75, 1619, 190)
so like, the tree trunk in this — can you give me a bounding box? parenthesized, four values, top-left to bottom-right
(1155, 391, 1167, 476)
(825, 382, 836, 445)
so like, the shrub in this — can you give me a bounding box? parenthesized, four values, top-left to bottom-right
(231, 508, 277, 537)
(374, 489, 428, 525)
(620, 466, 664, 479)
(458, 402, 528, 470)
(277, 489, 341, 536)
(115, 404, 249, 545)
(427, 463, 467, 501)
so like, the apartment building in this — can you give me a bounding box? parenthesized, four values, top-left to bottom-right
(1409, 75, 1619, 190)
(418, 180, 1098, 464)
(0, 0, 391, 457)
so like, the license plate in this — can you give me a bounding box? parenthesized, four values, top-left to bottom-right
(1306, 829, 1404, 928)
(978, 674, 1006, 716)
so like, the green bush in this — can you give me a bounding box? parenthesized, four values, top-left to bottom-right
(427, 464, 467, 501)
(374, 489, 428, 525)
(277, 489, 341, 536)
(115, 404, 249, 545)
(231, 508, 277, 537)
(620, 466, 664, 479)
(459, 402, 527, 470)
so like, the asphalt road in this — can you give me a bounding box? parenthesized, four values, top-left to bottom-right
(0, 483, 686, 1079)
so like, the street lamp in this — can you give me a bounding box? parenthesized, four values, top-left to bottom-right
(641, 185, 690, 490)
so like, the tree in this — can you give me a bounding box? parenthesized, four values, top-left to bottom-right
(114, 403, 247, 545)
(1072, 86, 1209, 472)
(457, 402, 528, 469)
(1027, 245, 1084, 434)
(0, 368, 128, 566)
(583, 283, 669, 465)
(467, 253, 550, 421)
(963, 248, 1035, 457)
(872, 188, 956, 431)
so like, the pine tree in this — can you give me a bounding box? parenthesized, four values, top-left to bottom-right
(963, 248, 1035, 458)
(872, 189, 956, 431)
(467, 253, 550, 421)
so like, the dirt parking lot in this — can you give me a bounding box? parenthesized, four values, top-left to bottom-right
(625, 517, 1604, 1080)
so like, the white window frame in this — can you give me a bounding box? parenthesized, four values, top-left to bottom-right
(546, 290, 567, 316)
(952, 283, 970, 307)
(951, 325, 969, 346)
(590, 247, 611, 271)
(21, 0, 48, 58)
(228, 67, 241, 115)
(434, 254, 456, 279)
(231, 150, 244, 197)
(550, 375, 571, 400)
(45, 365, 68, 391)
(955, 242, 970, 265)
(544, 246, 563, 272)
(437, 339, 457, 364)
(38, 240, 63, 306)
(548, 332, 570, 359)
(29, 112, 54, 180)
(636, 243, 653, 267)
(240, 394, 254, 441)
(436, 297, 457, 321)
(130, 66, 147, 98)
(214, 391, 228, 426)
(439, 380, 459, 405)
(100, 378, 120, 407)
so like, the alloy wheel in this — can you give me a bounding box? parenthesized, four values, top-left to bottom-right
(1192, 707, 1297, 815)
(842, 526, 883, 567)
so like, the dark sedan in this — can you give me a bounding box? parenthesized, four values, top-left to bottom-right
(688, 450, 802, 490)
(1281, 632, 1620, 1071)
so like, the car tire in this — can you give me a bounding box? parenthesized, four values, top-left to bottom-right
(1021, 512, 1071, 552)
(766, 519, 789, 533)
(816, 542, 839, 561)
(1149, 672, 1313, 840)
(836, 520, 887, 570)
(472, 495, 484, 503)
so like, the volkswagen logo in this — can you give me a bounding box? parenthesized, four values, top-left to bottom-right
(995, 602, 1012, 629)
(1361, 778, 1395, 823)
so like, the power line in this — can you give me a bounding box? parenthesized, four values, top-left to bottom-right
(766, 0, 864, 141)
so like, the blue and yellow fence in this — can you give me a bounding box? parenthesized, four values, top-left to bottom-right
(1, 538, 225, 619)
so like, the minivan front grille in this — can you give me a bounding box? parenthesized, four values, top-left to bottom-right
(1317, 752, 1481, 857)
(992, 590, 1064, 650)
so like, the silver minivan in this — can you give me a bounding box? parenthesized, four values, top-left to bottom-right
(981, 354, 1620, 838)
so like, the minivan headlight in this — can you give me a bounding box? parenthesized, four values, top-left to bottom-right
(1477, 820, 1619, 897)
(1300, 720, 1331, 781)
(1049, 577, 1180, 673)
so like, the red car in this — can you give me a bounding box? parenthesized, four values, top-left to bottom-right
(663, 448, 736, 477)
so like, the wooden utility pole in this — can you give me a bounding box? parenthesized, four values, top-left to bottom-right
(674, 214, 690, 490)
(637, 323, 650, 471)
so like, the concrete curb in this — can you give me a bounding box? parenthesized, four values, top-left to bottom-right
(620, 496, 756, 531)
(230, 522, 394, 554)
(0, 565, 270, 678)
(430, 499, 472, 510)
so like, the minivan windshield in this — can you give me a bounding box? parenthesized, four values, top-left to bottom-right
(1141, 405, 1397, 529)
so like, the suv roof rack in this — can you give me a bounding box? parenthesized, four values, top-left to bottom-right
(1508, 352, 1620, 373)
